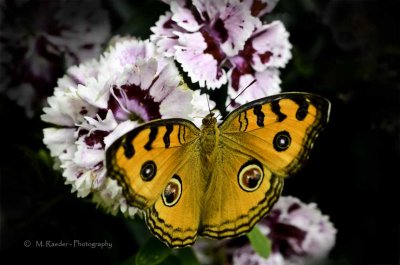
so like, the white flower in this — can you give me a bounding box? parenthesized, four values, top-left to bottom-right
(42, 38, 211, 216)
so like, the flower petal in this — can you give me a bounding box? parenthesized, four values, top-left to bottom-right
(43, 128, 75, 159)
(227, 69, 281, 106)
(149, 59, 182, 102)
(74, 141, 104, 168)
(72, 170, 93, 198)
(189, 90, 218, 127)
(171, 1, 201, 32)
(233, 246, 285, 265)
(104, 120, 138, 149)
(77, 75, 111, 109)
(150, 12, 180, 57)
(218, 1, 260, 56)
(159, 84, 194, 119)
(251, 21, 292, 71)
(192, 0, 260, 56)
(99, 38, 155, 77)
(42, 85, 97, 126)
(175, 32, 227, 89)
(82, 110, 118, 132)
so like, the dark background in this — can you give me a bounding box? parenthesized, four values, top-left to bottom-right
(1, 0, 399, 264)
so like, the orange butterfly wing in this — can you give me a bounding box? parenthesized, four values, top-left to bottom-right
(200, 92, 330, 238)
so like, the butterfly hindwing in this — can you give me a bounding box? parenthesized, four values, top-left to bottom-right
(200, 148, 283, 238)
(145, 151, 206, 247)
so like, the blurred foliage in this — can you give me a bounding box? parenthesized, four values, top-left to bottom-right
(1, 0, 399, 264)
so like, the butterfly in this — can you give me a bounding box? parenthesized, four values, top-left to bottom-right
(106, 92, 330, 248)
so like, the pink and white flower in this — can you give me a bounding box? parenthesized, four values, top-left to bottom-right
(227, 21, 291, 107)
(42, 38, 212, 216)
(192, 196, 336, 265)
(232, 196, 337, 265)
(151, 0, 292, 104)
(151, 0, 258, 89)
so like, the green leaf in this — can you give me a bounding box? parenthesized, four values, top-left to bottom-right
(175, 247, 200, 265)
(135, 237, 172, 265)
(247, 226, 271, 258)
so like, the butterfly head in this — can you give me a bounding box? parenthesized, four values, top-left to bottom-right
(202, 112, 217, 128)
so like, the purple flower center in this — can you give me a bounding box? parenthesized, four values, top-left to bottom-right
(201, 28, 226, 64)
(78, 129, 109, 149)
(229, 35, 272, 91)
(194, 5, 230, 78)
(264, 207, 308, 258)
(108, 84, 161, 123)
(84, 130, 109, 148)
(250, 0, 268, 17)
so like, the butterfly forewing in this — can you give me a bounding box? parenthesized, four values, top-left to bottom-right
(106, 119, 200, 209)
(219, 93, 330, 176)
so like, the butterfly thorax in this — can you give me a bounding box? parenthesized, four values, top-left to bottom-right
(200, 113, 219, 160)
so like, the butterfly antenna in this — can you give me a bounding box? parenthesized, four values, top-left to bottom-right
(216, 79, 256, 119)
(231, 79, 256, 103)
